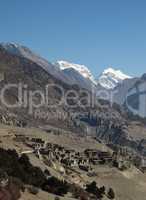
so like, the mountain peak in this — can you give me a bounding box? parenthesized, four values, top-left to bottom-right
(0, 42, 55, 71)
(0, 42, 38, 56)
(55, 60, 97, 85)
(56, 60, 90, 73)
(103, 67, 131, 79)
(1, 42, 20, 48)
(98, 67, 132, 89)
(0, 43, 132, 90)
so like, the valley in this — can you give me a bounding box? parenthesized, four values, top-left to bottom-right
(0, 43, 145, 200)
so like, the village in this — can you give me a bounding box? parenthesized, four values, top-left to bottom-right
(1, 125, 146, 200)
(0, 124, 146, 177)
(14, 132, 135, 174)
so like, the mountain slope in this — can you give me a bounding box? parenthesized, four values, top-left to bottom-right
(0, 46, 74, 127)
(0, 43, 73, 85)
(0, 43, 146, 158)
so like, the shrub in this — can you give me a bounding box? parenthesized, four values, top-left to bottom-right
(107, 188, 115, 199)
(28, 186, 39, 195)
(54, 197, 60, 200)
(86, 181, 97, 194)
(42, 177, 69, 196)
(0, 148, 46, 187)
(69, 184, 90, 200)
(86, 181, 103, 199)
(10, 177, 25, 192)
(44, 169, 50, 175)
(5, 176, 22, 200)
(99, 186, 105, 195)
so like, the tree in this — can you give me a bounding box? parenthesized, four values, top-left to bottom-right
(0, 148, 46, 187)
(99, 186, 105, 195)
(107, 188, 115, 199)
(43, 177, 69, 196)
(86, 181, 103, 199)
(19, 154, 30, 166)
(86, 181, 97, 194)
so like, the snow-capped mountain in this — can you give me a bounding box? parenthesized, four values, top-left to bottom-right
(1, 42, 146, 119)
(0, 43, 97, 90)
(0, 43, 132, 93)
(55, 60, 97, 86)
(97, 67, 132, 89)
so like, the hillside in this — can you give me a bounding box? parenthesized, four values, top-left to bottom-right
(0, 124, 145, 200)
(0, 46, 145, 157)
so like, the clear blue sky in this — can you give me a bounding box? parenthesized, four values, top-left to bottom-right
(0, 0, 146, 77)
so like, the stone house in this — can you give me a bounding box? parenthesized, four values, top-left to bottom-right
(65, 149, 76, 158)
(31, 138, 47, 149)
(98, 151, 112, 162)
(140, 157, 146, 172)
(78, 156, 89, 166)
(14, 134, 29, 142)
(138, 139, 146, 156)
(69, 158, 78, 167)
(84, 149, 100, 158)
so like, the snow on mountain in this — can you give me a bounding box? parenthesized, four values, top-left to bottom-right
(97, 67, 132, 89)
(0, 43, 132, 92)
(55, 60, 97, 85)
